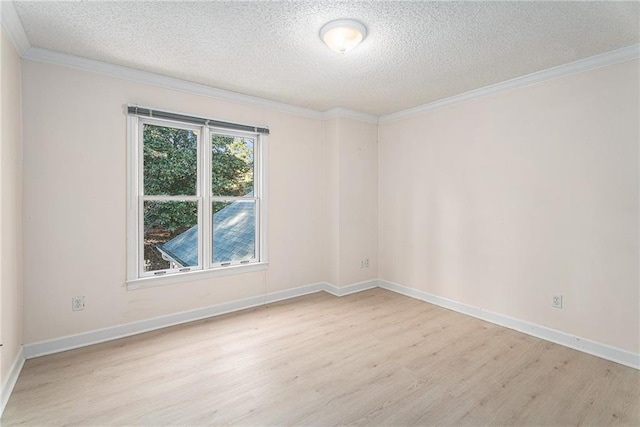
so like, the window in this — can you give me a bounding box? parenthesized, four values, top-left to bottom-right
(126, 107, 268, 289)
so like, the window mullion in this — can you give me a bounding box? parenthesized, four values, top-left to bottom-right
(254, 135, 261, 262)
(142, 195, 200, 202)
(196, 126, 203, 271)
(259, 134, 268, 263)
(210, 196, 256, 202)
(137, 120, 146, 278)
(202, 126, 212, 270)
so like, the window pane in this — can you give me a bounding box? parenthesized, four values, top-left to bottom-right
(212, 200, 256, 264)
(211, 134, 254, 197)
(143, 124, 198, 196)
(144, 201, 198, 272)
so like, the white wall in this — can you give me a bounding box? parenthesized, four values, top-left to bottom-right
(378, 60, 639, 353)
(323, 117, 378, 287)
(16, 45, 640, 359)
(323, 118, 340, 286)
(1, 26, 24, 392)
(21, 60, 328, 344)
(337, 118, 378, 286)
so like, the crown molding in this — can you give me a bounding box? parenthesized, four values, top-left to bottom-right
(379, 43, 640, 124)
(1, 0, 31, 55)
(322, 107, 379, 125)
(23, 46, 385, 123)
(9, 5, 639, 127)
(23, 47, 385, 123)
(23, 47, 329, 121)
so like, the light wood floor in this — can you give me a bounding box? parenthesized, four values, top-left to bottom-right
(3, 288, 639, 426)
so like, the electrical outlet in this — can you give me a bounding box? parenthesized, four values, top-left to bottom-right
(552, 295, 563, 309)
(361, 258, 370, 268)
(72, 296, 85, 311)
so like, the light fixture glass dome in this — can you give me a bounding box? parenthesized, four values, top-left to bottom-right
(320, 19, 367, 54)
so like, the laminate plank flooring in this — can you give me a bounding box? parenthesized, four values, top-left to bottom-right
(3, 288, 639, 426)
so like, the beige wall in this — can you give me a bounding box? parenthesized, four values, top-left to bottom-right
(21, 60, 379, 345)
(323, 117, 378, 287)
(21, 60, 328, 344)
(15, 46, 640, 357)
(337, 118, 378, 285)
(323, 118, 340, 285)
(378, 60, 640, 353)
(1, 26, 24, 386)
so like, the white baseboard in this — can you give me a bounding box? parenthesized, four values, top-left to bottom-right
(23, 280, 378, 360)
(379, 279, 640, 370)
(324, 279, 379, 296)
(24, 282, 326, 359)
(22, 278, 639, 372)
(1, 346, 25, 417)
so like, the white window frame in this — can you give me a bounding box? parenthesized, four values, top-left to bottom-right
(126, 113, 268, 290)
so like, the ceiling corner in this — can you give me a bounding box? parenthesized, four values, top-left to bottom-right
(322, 108, 379, 125)
(379, 43, 640, 124)
(1, 0, 31, 56)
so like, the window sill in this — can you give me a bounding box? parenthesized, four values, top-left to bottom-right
(126, 262, 269, 291)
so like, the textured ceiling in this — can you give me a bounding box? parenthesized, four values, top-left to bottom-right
(13, 1, 640, 116)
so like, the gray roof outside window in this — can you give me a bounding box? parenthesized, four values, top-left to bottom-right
(158, 200, 255, 266)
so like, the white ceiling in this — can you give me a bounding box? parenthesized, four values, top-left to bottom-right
(11, 1, 640, 116)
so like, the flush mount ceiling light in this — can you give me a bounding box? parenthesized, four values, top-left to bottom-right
(320, 19, 367, 54)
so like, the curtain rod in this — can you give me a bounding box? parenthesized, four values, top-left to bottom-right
(127, 106, 270, 135)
